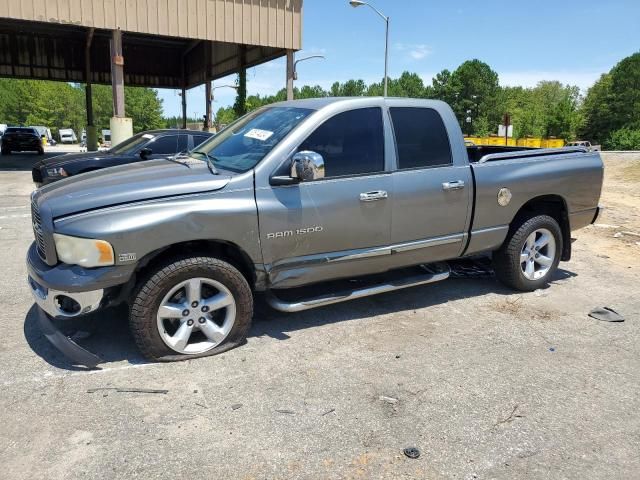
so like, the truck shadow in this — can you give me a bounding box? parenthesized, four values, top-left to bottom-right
(23, 269, 577, 371)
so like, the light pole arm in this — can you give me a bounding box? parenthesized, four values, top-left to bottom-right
(363, 2, 388, 22)
(293, 55, 325, 80)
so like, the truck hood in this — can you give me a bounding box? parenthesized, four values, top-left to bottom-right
(35, 159, 231, 218)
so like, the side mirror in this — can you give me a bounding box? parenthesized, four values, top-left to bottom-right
(291, 150, 325, 181)
(139, 147, 152, 159)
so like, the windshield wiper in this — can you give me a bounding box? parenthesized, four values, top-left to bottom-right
(164, 153, 192, 168)
(190, 150, 219, 175)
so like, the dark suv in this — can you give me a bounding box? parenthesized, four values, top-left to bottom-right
(32, 129, 214, 186)
(1, 127, 44, 155)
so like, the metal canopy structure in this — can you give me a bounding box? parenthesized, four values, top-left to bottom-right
(0, 17, 293, 89)
(0, 0, 302, 145)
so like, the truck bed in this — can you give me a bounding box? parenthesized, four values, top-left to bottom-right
(463, 147, 603, 257)
(466, 145, 586, 163)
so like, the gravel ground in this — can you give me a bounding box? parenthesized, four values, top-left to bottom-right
(0, 152, 638, 479)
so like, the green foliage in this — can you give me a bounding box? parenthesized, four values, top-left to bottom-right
(0, 79, 86, 138)
(449, 59, 501, 135)
(4, 53, 638, 146)
(605, 128, 640, 150)
(0, 79, 164, 138)
(124, 87, 165, 133)
(581, 52, 640, 144)
(233, 69, 247, 117)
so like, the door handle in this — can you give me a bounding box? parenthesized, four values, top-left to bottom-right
(442, 180, 465, 191)
(359, 190, 388, 202)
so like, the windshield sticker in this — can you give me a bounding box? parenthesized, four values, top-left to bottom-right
(142, 133, 154, 139)
(244, 128, 274, 141)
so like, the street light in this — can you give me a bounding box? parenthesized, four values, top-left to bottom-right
(206, 83, 238, 130)
(349, 0, 389, 97)
(293, 55, 325, 80)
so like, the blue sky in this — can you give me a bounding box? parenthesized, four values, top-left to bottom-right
(159, 0, 640, 119)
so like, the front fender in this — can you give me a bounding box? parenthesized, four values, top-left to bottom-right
(53, 188, 263, 269)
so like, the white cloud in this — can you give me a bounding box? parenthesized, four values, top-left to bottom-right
(498, 70, 604, 91)
(394, 43, 433, 61)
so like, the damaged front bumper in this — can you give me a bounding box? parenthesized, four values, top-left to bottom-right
(36, 307, 101, 368)
(28, 276, 103, 368)
(25, 242, 119, 367)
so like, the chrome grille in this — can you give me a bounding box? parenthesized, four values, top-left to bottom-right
(31, 199, 47, 261)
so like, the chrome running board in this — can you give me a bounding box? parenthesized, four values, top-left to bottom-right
(266, 263, 450, 313)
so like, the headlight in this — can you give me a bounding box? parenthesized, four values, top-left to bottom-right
(46, 167, 67, 177)
(53, 234, 114, 268)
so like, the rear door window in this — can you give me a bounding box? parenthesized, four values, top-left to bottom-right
(193, 134, 210, 147)
(177, 134, 189, 153)
(298, 107, 385, 178)
(390, 107, 452, 169)
(149, 135, 179, 155)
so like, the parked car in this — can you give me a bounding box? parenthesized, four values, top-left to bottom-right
(1, 127, 44, 155)
(58, 128, 77, 144)
(566, 140, 601, 152)
(32, 129, 214, 186)
(27, 98, 603, 367)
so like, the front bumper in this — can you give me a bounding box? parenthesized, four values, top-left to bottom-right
(28, 275, 104, 318)
(36, 307, 101, 368)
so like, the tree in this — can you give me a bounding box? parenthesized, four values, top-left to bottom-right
(124, 87, 165, 133)
(329, 79, 366, 97)
(581, 52, 640, 143)
(450, 59, 500, 135)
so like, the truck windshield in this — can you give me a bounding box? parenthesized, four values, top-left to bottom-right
(191, 106, 313, 173)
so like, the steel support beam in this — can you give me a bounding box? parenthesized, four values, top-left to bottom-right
(85, 28, 97, 151)
(109, 29, 125, 117)
(286, 49, 294, 101)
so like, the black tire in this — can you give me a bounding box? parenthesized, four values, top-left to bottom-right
(37, 148, 44, 155)
(493, 214, 563, 292)
(1, 148, 10, 155)
(130, 256, 253, 361)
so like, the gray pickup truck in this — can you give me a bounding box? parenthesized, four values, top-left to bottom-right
(27, 98, 603, 366)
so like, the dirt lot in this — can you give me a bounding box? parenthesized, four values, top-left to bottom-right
(0, 152, 638, 479)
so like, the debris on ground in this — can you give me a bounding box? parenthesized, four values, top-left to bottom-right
(449, 257, 494, 278)
(494, 405, 524, 426)
(403, 447, 421, 459)
(87, 387, 168, 394)
(614, 232, 623, 238)
(231, 403, 243, 410)
(379, 395, 398, 405)
(195, 402, 208, 409)
(588, 307, 625, 322)
(275, 409, 295, 414)
(592, 223, 620, 229)
(321, 408, 335, 416)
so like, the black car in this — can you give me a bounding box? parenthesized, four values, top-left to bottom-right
(1, 127, 44, 155)
(32, 129, 214, 186)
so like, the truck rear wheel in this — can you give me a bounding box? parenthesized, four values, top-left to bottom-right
(130, 256, 253, 361)
(493, 215, 563, 291)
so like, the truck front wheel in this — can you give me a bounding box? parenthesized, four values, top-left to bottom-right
(493, 215, 563, 292)
(130, 256, 253, 361)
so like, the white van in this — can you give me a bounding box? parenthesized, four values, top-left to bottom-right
(59, 128, 77, 144)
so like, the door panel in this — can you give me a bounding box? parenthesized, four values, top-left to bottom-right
(388, 107, 472, 264)
(256, 106, 393, 288)
(256, 174, 393, 288)
(391, 165, 471, 264)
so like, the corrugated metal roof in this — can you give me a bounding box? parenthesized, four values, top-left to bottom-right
(1, 0, 302, 50)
